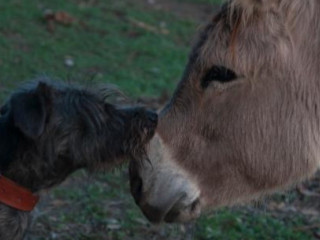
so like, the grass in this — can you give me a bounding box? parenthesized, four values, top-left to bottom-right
(0, 0, 200, 99)
(0, 0, 318, 239)
(196, 210, 311, 240)
(30, 169, 315, 240)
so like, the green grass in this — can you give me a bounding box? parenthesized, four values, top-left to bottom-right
(37, 170, 314, 240)
(196, 210, 312, 240)
(0, 0, 198, 98)
(0, 0, 317, 239)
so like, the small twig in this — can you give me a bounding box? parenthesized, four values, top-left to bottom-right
(297, 183, 320, 197)
(294, 224, 320, 232)
(128, 17, 169, 35)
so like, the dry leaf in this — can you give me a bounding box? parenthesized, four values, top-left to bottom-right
(43, 9, 77, 33)
(55, 11, 76, 26)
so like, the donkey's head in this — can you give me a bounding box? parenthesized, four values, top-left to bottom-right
(130, 0, 320, 223)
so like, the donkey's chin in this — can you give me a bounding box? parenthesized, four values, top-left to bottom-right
(138, 194, 202, 224)
(163, 197, 202, 223)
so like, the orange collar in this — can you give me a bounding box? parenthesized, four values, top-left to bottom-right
(0, 175, 39, 211)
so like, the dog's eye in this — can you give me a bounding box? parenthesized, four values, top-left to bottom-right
(201, 65, 237, 88)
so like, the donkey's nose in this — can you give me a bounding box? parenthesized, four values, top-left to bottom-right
(129, 161, 144, 204)
(131, 174, 143, 204)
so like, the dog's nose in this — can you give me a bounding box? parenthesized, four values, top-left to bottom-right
(146, 111, 158, 125)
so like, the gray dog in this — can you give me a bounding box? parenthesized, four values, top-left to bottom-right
(0, 80, 157, 240)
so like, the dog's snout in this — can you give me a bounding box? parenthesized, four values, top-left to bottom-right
(129, 108, 157, 124)
(146, 111, 158, 125)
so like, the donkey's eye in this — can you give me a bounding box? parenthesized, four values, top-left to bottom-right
(201, 65, 237, 88)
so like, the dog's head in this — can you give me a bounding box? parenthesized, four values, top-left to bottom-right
(0, 80, 157, 191)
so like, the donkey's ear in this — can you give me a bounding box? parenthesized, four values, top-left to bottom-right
(11, 82, 51, 139)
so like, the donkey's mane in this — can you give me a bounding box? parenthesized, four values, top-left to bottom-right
(229, 0, 315, 27)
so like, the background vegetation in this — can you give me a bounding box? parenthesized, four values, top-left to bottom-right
(0, 0, 319, 239)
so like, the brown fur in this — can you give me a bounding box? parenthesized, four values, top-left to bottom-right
(130, 0, 320, 223)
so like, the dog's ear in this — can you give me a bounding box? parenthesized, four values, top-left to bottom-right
(11, 82, 51, 139)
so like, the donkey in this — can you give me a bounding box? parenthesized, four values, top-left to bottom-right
(0, 80, 157, 239)
(129, 0, 320, 223)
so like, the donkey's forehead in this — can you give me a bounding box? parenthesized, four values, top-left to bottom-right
(192, 6, 246, 74)
(197, 9, 234, 68)
(193, 2, 295, 77)
(231, 0, 280, 12)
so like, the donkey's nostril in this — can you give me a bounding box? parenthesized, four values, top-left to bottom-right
(131, 174, 143, 204)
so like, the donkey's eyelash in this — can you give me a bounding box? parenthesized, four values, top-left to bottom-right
(201, 65, 237, 88)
